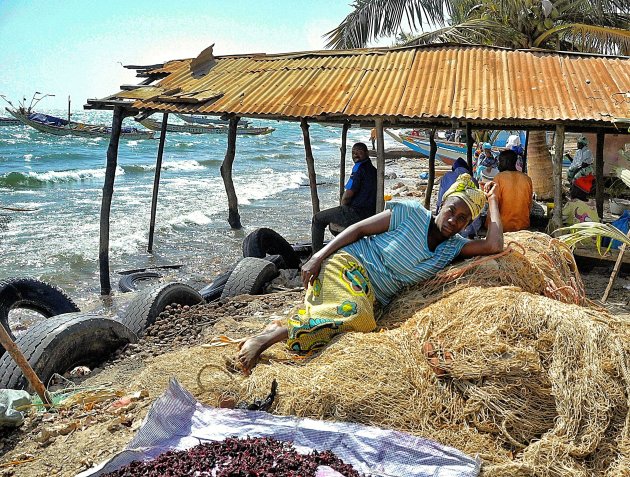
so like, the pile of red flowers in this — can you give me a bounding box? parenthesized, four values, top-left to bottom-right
(102, 436, 365, 476)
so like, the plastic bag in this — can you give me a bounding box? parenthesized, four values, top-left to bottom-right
(602, 210, 630, 250)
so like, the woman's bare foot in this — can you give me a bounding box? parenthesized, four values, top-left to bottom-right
(237, 323, 288, 375)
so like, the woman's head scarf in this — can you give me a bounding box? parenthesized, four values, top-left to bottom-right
(441, 173, 486, 220)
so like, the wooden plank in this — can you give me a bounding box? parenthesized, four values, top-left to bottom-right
(574, 246, 630, 265)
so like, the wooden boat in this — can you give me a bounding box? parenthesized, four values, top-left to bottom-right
(175, 113, 249, 127)
(6, 108, 154, 139)
(140, 117, 274, 136)
(0, 117, 21, 126)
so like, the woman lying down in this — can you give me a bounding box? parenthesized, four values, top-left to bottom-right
(238, 174, 504, 374)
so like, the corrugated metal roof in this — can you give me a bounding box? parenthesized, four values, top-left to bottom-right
(109, 45, 630, 126)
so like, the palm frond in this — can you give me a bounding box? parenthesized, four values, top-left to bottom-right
(554, 222, 630, 253)
(404, 18, 525, 47)
(535, 23, 630, 54)
(324, 0, 449, 49)
(614, 167, 630, 189)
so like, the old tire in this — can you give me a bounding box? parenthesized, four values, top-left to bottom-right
(199, 268, 234, 302)
(118, 271, 161, 293)
(221, 257, 279, 299)
(0, 277, 80, 341)
(120, 282, 204, 335)
(242, 228, 300, 269)
(0, 312, 136, 391)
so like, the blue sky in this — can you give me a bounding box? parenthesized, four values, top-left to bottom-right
(0, 1, 385, 111)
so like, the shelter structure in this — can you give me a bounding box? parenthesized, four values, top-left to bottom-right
(86, 43, 630, 295)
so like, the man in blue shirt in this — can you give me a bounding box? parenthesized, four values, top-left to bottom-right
(311, 142, 377, 253)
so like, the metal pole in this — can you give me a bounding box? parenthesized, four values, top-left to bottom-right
(148, 112, 169, 253)
(375, 118, 385, 213)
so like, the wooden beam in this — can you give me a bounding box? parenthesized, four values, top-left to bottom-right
(220, 116, 242, 229)
(602, 230, 630, 303)
(524, 130, 530, 173)
(375, 118, 385, 213)
(466, 123, 473, 171)
(424, 129, 437, 210)
(100, 106, 130, 295)
(300, 118, 320, 215)
(595, 129, 605, 220)
(339, 121, 350, 203)
(147, 112, 168, 253)
(551, 124, 565, 231)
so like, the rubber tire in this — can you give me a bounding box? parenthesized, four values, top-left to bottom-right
(264, 254, 287, 270)
(0, 312, 136, 391)
(118, 271, 161, 293)
(0, 277, 80, 341)
(221, 257, 279, 299)
(199, 268, 235, 302)
(120, 282, 204, 335)
(242, 228, 300, 269)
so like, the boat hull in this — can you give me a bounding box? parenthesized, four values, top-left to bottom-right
(7, 109, 154, 139)
(140, 118, 274, 136)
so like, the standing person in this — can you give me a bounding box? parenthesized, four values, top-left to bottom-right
(311, 142, 377, 253)
(237, 174, 503, 373)
(567, 137, 594, 200)
(369, 128, 377, 150)
(488, 149, 533, 232)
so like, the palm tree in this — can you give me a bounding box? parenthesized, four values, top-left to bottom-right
(326, 0, 630, 198)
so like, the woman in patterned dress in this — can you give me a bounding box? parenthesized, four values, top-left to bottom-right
(238, 174, 503, 374)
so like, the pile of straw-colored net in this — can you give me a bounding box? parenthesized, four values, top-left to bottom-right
(191, 231, 629, 476)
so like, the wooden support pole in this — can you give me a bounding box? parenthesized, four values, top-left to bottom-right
(147, 112, 168, 253)
(602, 229, 630, 303)
(595, 129, 605, 220)
(375, 118, 385, 213)
(300, 118, 320, 215)
(0, 325, 51, 406)
(220, 116, 242, 229)
(466, 123, 473, 171)
(524, 130, 530, 173)
(99, 106, 128, 295)
(339, 121, 350, 203)
(424, 129, 437, 210)
(551, 124, 565, 231)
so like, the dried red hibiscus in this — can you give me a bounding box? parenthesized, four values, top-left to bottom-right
(101, 436, 366, 477)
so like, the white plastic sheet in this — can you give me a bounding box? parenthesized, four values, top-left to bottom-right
(79, 379, 480, 477)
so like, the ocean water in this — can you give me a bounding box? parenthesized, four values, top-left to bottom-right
(0, 110, 399, 311)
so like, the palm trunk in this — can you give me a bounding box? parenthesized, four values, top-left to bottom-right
(527, 130, 554, 199)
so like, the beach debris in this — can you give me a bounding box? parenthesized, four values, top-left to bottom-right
(66, 366, 91, 377)
(100, 436, 364, 477)
(236, 379, 277, 411)
(0, 390, 30, 428)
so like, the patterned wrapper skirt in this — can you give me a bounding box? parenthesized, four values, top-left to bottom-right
(287, 251, 376, 353)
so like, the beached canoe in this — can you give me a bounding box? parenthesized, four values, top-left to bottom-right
(6, 108, 154, 140)
(140, 117, 274, 136)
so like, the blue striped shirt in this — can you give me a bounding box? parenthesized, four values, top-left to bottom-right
(342, 201, 468, 305)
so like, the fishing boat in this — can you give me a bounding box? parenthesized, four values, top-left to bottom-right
(0, 117, 21, 126)
(6, 108, 154, 140)
(140, 117, 274, 136)
(175, 113, 249, 127)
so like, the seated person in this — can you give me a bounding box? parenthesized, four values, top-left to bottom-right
(238, 175, 504, 373)
(487, 149, 533, 232)
(567, 137, 594, 201)
(436, 158, 482, 238)
(475, 143, 499, 181)
(311, 142, 376, 253)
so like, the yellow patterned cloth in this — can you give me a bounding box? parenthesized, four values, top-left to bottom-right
(287, 251, 376, 353)
(442, 173, 486, 220)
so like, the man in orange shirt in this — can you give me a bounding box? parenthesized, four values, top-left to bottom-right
(487, 149, 533, 232)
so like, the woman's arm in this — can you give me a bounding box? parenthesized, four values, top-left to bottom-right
(459, 182, 504, 258)
(301, 209, 392, 287)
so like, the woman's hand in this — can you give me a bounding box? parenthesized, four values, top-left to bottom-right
(484, 181, 498, 202)
(301, 256, 322, 289)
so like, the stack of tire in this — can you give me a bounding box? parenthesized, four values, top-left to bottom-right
(199, 228, 305, 302)
(0, 278, 135, 391)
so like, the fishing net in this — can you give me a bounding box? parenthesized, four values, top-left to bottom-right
(139, 231, 629, 476)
